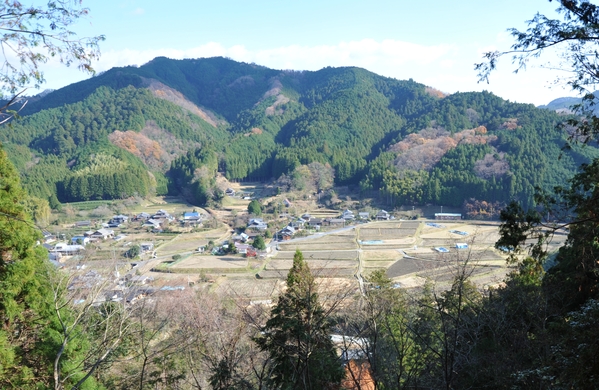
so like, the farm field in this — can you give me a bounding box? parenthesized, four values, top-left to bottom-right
(52, 194, 517, 298)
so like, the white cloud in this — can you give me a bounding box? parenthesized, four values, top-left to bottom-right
(132, 7, 145, 15)
(93, 39, 454, 74)
(37, 39, 577, 106)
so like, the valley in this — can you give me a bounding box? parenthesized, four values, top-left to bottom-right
(45, 180, 550, 302)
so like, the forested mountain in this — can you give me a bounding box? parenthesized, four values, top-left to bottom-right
(2, 56, 597, 208)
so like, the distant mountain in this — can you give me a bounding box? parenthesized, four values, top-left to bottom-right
(1, 56, 597, 210)
(538, 92, 599, 114)
(538, 97, 580, 112)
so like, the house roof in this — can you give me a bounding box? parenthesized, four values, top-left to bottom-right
(93, 228, 114, 236)
(54, 243, 85, 252)
(143, 219, 161, 226)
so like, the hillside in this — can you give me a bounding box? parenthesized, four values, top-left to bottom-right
(2, 56, 597, 209)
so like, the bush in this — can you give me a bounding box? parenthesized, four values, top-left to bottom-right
(126, 245, 140, 258)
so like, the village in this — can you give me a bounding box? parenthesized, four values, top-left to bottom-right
(34, 180, 531, 310)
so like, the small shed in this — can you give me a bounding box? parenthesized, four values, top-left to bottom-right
(435, 213, 462, 220)
(140, 242, 154, 252)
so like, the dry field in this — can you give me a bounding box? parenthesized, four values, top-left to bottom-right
(278, 233, 358, 252)
(361, 249, 403, 261)
(273, 250, 358, 261)
(266, 259, 357, 270)
(169, 255, 249, 270)
(259, 268, 357, 279)
(156, 228, 230, 254)
(213, 277, 284, 299)
(359, 226, 419, 240)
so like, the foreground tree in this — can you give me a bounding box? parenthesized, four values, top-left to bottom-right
(0, 0, 103, 119)
(0, 2, 104, 387)
(254, 250, 344, 390)
(476, 0, 599, 143)
(0, 148, 102, 389)
(475, 3, 599, 386)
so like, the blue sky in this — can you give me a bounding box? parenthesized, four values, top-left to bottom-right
(39, 0, 574, 105)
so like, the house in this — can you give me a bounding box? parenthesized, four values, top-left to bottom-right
(69, 270, 103, 290)
(279, 226, 296, 240)
(248, 218, 268, 230)
(140, 243, 154, 252)
(42, 230, 57, 243)
(75, 220, 91, 227)
(342, 360, 375, 390)
(435, 213, 462, 220)
(234, 242, 252, 254)
(183, 211, 200, 221)
(143, 218, 162, 229)
(130, 275, 154, 285)
(135, 212, 151, 221)
(290, 217, 307, 229)
(126, 288, 156, 304)
(53, 243, 85, 255)
(308, 218, 323, 228)
(342, 210, 355, 220)
(111, 215, 129, 224)
(48, 251, 62, 262)
(326, 218, 345, 226)
(182, 211, 202, 226)
(455, 243, 468, 249)
(90, 228, 114, 240)
(71, 236, 90, 245)
(358, 212, 370, 220)
(232, 232, 250, 243)
(376, 210, 390, 220)
(152, 209, 172, 220)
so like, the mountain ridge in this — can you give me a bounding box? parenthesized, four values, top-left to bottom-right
(2, 56, 597, 210)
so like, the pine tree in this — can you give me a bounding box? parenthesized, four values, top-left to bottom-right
(254, 250, 344, 390)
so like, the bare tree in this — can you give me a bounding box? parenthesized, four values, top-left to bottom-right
(47, 261, 133, 390)
(0, 0, 104, 121)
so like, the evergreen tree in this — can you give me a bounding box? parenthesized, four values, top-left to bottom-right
(254, 250, 343, 390)
(0, 147, 99, 389)
(247, 199, 262, 216)
(252, 236, 266, 250)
